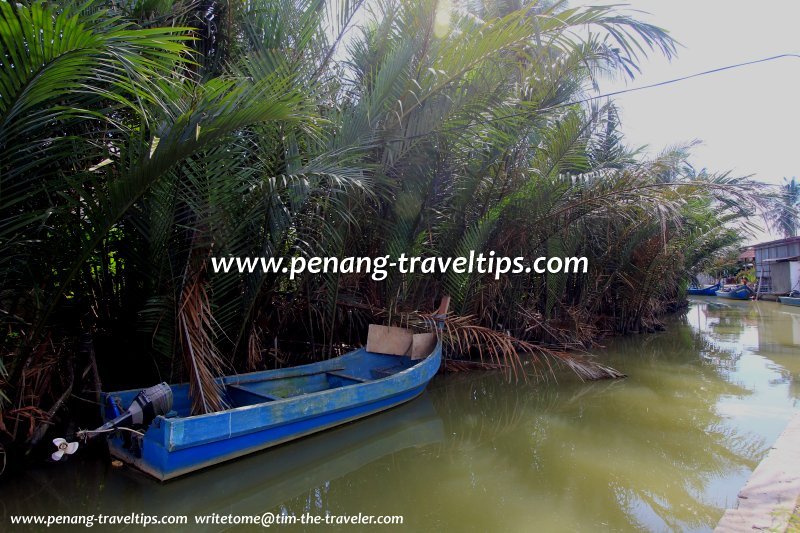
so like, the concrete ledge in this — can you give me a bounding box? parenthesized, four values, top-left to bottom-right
(716, 411, 800, 532)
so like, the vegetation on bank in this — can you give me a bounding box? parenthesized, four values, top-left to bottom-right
(0, 0, 771, 451)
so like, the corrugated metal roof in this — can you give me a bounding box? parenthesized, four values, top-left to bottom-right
(763, 256, 800, 263)
(752, 236, 800, 249)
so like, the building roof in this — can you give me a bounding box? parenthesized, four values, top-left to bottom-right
(738, 247, 755, 261)
(764, 256, 800, 263)
(752, 236, 800, 249)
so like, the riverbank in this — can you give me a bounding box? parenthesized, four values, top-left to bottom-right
(716, 411, 800, 532)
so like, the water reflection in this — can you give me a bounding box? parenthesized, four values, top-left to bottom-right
(1, 300, 797, 532)
(426, 325, 761, 532)
(694, 298, 800, 399)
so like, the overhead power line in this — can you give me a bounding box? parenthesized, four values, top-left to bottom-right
(564, 53, 800, 107)
(387, 53, 800, 143)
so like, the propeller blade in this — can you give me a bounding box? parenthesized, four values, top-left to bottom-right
(51, 437, 78, 461)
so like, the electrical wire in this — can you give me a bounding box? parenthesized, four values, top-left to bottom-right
(386, 53, 800, 142)
(77, 426, 145, 440)
(557, 53, 800, 109)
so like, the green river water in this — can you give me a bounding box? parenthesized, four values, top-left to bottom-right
(2, 298, 799, 532)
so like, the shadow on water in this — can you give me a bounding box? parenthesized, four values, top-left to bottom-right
(1, 300, 797, 532)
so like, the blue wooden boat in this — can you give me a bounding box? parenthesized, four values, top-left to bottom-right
(687, 281, 721, 296)
(715, 285, 753, 300)
(100, 334, 442, 480)
(778, 296, 800, 307)
(95, 395, 443, 515)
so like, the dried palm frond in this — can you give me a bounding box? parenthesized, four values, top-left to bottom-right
(409, 311, 624, 382)
(178, 259, 228, 415)
(246, 328, 264, 371)
(443, 359, 507, 372)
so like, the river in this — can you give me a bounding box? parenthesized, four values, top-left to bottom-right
(1, 298, 798, 531)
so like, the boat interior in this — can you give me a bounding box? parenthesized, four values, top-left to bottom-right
(158, 351, 422, 416)
(223, 352, 419, 409)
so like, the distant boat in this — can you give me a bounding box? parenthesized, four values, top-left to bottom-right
(778, 296, 800, 307)
(715, 285, 753, 300)
(99, 327, 443, 481)
(687, 281, 721, 296)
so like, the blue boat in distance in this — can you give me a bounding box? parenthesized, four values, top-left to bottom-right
(778, 296, 800, 307)
(687, 281, 721, 296)
(100, 318, 445, 481)
(715, 284, 753, 300)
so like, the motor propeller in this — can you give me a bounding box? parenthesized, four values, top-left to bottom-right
(51, 438, 79, 461)
(52, 383, 173, 462)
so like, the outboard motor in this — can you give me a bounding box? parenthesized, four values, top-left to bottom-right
(52, 383, 173, 461)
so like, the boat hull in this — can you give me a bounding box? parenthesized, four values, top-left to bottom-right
(103, 343, 441, 480)
(715, 286, 752, 300)
(778, 296, 800, 307)
(687, 282, 721, 296)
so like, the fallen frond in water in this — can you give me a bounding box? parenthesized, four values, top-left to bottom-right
(444, 359, 508, 372)
(407, 311, 624, 382)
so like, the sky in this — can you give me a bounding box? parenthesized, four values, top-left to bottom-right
(575, 0, 800, 242)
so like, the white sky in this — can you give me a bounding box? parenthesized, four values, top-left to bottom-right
(575, 0, 800, 242)
(582, 0, 800, 183)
